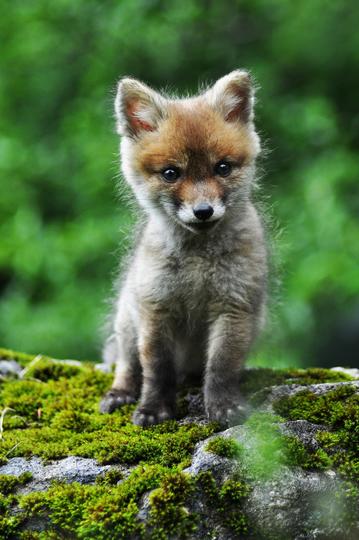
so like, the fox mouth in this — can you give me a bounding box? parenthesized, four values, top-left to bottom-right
(188, 220, 220, 232)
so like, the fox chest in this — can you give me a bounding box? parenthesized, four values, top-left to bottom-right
(137, 252, 242, 312)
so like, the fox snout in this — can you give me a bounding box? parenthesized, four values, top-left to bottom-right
(193, 203, 214, 221)
(171, 174, 227, 231)
(177, 197, 226, 231)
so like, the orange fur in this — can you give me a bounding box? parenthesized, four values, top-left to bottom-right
(134, 101, 254, 186)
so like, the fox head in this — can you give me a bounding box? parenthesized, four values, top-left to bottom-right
(115, 71, 260, 233)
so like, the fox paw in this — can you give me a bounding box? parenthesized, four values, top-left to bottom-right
(205, 398, 247, 427)
(99, 388, 137, 414)
(132, 404, 175, 427)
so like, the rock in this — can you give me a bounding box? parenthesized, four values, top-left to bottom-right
(137, 493, 151, 522)
(279, 420, 326, 451)
(260, 380, 359, 412)
(0, 359, 22, 377)
(184, 438, 237, 481)
(331, 366, 359, 379)
(55, 359, 83, 367)
(178, 390, 208, 425)
(94, 362, 113, 373)
(0, 350, 358, 539)
(19, 355, 83, 377)
(0, 456, 113, 493)
(181, 420, 358, 539)
(0, 355, 83, 380)
(245, 466, 352, 540)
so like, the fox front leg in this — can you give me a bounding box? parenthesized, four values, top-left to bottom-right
(99, 311, 141, 414)
(132, 312, 177, 427)
(204, 310, 255, 426)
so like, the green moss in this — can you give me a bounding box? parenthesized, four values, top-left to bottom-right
(283, 367, 355, 385)
(18, 465, 197, 539)
(238, 412, 286, 481)
(0, 348, 357, 538)
(16, 469, 211, 540)
(316, 430, 359, 482)
(195, 470, 218, 501)
(219, 478, 251, 503)
(148, 472, 197, 539)
(23, 357, 83, 381)
(273, 384, 357, 424)
(218, 479, 251, 535)
(21, 482, 137, 538)
(95, 468, 123, 486)
(194, 471, 252, 537)
(240, 368, 291, 396)
(0, 472, 32, 495)
(0, 348, 40, 368)
(283, 436, 333, 470)
(0, 365, 215, 466)
(239, 367, 353, 399)
(273, 384, 359, 481)
(20, 533, 61, 540)
(0, 348, 218, 538)
(205, 436, 242, 458)
(0, 514, 21, 539)
(0, 472, 33, 538)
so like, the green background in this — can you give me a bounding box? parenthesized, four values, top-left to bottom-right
(1, 0, 358, 367)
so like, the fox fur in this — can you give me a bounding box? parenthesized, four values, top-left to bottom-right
(100, 70, 268, 426)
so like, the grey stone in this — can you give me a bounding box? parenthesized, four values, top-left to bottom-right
(0, 357, 82, 379)
(2, 366, 358, 539)
(137, 493, 151, 522)
(0, 456, 112, 493)
(18, 356, 83, 379)
(279, 420, 326, 451)
(0, 359, 22, 377)
(55, 359, 83, 367)
(260, 380, 359, 412)
(245, 466, 355, 540)
(184, 439, 237, 482)
(94, 362, 113, 373)
(180, 416, 358, 539)
(330, 366, 359, 379)
(178, 390, 208, 426)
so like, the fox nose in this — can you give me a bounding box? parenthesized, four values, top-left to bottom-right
(193, 203, 214, 221)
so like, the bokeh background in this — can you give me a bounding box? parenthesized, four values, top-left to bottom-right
(1, 0, 358, 367)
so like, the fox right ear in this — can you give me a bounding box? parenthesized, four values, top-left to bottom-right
(206, 70, 255, 124)
(115, 78, 167, 137)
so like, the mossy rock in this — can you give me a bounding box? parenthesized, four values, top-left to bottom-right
(0, 348, 358, 539)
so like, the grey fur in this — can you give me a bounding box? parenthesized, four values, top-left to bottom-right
(100, 71, 268, 426)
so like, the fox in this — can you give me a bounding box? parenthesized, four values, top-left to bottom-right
(99, 70, 267, 427)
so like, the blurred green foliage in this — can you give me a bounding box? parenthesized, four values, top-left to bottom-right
(0, 0, 358, 366)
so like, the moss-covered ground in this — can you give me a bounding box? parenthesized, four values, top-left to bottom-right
(0, 348, 358, 539)
(274, 384, 359, 482)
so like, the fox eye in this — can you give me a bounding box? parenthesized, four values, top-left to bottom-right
(214, 160, 232, 177)
(161, 167, 180, 183)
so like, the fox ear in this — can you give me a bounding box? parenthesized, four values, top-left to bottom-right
(115, 78, 167, 137)
(206, 70, 254, 124)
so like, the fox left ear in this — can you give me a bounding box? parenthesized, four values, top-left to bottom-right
(115, 77, 167, 137)
(206, 70, 254, 124)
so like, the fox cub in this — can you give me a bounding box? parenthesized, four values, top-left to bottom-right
(100, 70, 267, 427)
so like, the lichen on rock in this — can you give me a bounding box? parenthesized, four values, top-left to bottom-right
(0, 347, 358, 539)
